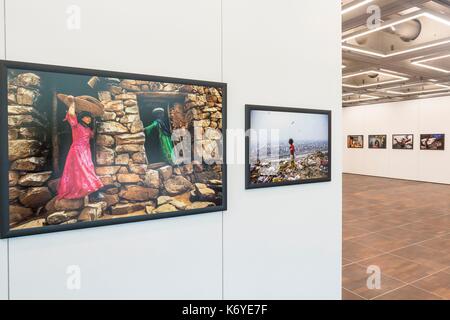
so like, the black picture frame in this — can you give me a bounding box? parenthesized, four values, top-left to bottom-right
(0, 60, 227, 238)
(245, 104, 332, 190)
(347, 135, 364, 149)
(392, 134, 414, 150)
(420, 134, 445, 150)
(368, 134, 387, 149)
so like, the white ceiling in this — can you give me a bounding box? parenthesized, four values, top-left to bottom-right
(342, 0, 450, 107)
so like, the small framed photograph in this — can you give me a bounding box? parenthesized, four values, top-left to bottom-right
(347, 135, 364, 148)
(245, 105, 331, 189)
(368, 135, 387, 149)
(392, 134, 414, 150)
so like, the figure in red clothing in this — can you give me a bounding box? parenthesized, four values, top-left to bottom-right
(57, 95, 103, 200)
(289, 138, 295, 168)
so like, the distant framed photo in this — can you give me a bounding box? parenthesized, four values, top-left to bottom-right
(420, 134, 445, 150)
(368, 135, 387, 149)
(1, 60, 227, 238)
(347, 135, 364, 148)
(245, 105, 331, 189)
(392, 134, 414, 150)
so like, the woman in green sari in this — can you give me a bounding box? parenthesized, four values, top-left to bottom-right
(144, 108, 175, 164)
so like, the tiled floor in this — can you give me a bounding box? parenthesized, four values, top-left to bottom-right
(342, 174, 450, 300)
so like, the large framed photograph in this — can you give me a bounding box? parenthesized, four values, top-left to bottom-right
(1, 60, 226, 238)
(245, 105, 331, 189)
(347, 135, 364, 148)
(368, 135, 387, 149)
(420, 134, 445, 150)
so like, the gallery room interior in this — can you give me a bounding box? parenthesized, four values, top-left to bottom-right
(0, 0, 449, 303)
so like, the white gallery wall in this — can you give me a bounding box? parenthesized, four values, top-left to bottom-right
(0, 0, 341, 299)
(343, 96, 450, 184)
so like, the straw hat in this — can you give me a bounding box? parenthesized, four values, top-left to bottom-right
(57, 93, 104, 116)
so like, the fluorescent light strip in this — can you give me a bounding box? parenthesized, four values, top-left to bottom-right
(418, 92, 450, 98)
(386, 84, 450, 95)
(343, 94, 379, 103)
(412, 54, 450, 73)
(342, 70, 408, 88)
(342, 0, 374, 15)
(343, 39, 450, 58)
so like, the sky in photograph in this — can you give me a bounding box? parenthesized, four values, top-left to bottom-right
(250, 109, 329, 147)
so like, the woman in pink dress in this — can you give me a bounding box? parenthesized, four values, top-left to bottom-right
(57, 95, 103, 200)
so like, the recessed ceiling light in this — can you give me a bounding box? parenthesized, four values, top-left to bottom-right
(343, 69, 409, 88)
(412, 54, 450, 73)
(342, 0, 374, 15)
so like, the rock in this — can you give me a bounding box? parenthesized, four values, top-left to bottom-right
(11, 157, 46, 172)
(195, 183, 216, 200)
(131, 152, 147, 164)
(14, 73, 40, 87)
(46, 197, 83, 213)
(153, 203, 177, 214)
(164, 176, 194, 195)
(170, 199, 188, 210)
(8, 105, 42, 117)
(104, 100, 124, 112)
(77, 203, 104, 222)
(115, 132, 145, 145)
(118, 166, 128, 174)
(8, 92, 16, 103)
(16, 87, 38, 105)
(145, 205, 154, 214)
(130, 120, 144, 134)
(9, 128, 18, 140)
(9, 205, 34, 224)
(19, 187, 52, 208)
(116, 144, 144, 153)
(97, 121, 128, 135)
(125, 106, 139, 114)
(61, 219, 78, 225)
(119, 114, 140, 124)
(117, 173, 140, 184)
(98, 91, 112, 102)
(9, 187, 24, 201)
(9, 171, 19, 186)
(9, 139, 42, 161)
(110, 202, 146, 215)
(158, 165, 173, 181)
(96, 146, 115, 165)
(96, 134, 115, 147)
(100, 193, 119, 207)
(99, 175, 115, 186)
(95, 166, 121, 176)
(18, 171, 52, 187)
(157, 196, 173, 206)
(47, 211, 79, 225)
(129, 164, 147, 175)
(47, 178, 60, 193)
(124, 99, 137, 107)
(144, 169, 160, 188)
(19, 127, 43, 139)
(101, 111, 116, 121)
(105, 187, 119, 195)
(186, 202, 215, 210)
(120, 80, 140, 91)
(115, 153, 130, 165)
(119, 185, 158, 201)
(115, 93, 137, 100)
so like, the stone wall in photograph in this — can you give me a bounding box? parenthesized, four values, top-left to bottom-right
(8, 72, 224, 230)
(7, 73, 53, 226)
